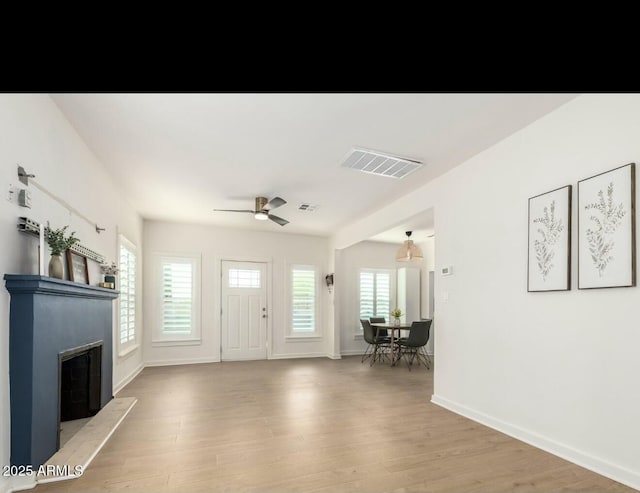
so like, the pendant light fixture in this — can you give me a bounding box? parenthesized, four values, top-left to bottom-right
(396, 231, 424, 262)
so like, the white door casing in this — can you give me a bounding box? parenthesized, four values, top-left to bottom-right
(220, 261, 268, 360)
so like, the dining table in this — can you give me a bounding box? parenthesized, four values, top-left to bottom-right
(371, 322, 412, 366)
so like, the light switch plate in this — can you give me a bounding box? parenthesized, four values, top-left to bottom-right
(18, 189, 31, 208)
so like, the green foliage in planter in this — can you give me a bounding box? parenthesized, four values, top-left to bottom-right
(46, 225, 79, 256)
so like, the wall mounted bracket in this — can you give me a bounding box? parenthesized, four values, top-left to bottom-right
(17, 165, 35, 186)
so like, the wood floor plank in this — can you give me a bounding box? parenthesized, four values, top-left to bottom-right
(33, 356, 635, 493)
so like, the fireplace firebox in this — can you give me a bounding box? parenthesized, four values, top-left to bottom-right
(59, 342, 103, 445)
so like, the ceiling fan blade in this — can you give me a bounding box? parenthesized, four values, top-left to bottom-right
(266, 196, 286, 210)
(268, 214, 289, 226)
(212, 209, 255, 213)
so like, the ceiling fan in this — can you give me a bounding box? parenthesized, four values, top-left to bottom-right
(213, 196, 289, 226)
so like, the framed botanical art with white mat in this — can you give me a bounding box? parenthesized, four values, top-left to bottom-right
(578, 163, 636, 289)
(528, 185, 572, 292)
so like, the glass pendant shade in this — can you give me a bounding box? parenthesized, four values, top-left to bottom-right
(395, 231, 424, 262)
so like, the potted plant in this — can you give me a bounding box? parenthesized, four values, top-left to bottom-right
(391, 308, 403, 326)
(100, 261, 119, 286)
(45, 226, 79, 279)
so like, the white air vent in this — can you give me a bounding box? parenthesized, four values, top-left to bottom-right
(298, 203, 318, 212)
(340, 147, 423, 179)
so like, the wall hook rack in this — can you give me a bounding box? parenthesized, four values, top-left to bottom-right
(17, 164, 106, 235)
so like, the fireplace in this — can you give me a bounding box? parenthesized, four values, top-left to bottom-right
(59, 342, 103, 445)
(4, 275, 118, 467)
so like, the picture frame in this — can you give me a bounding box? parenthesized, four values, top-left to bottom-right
(66, 250, 89, 284)
(578, 162, 636, 289)
(528, 185, 572, 292)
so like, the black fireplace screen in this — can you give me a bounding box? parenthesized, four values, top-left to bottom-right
(59, 342, 102, 423)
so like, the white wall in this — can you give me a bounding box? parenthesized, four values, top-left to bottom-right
(333, 94, 640, 489)
(0, 95, 143, 479)
(337, 241, 401, 355)
(143, 220, 330, 364)
(418, 238, 435, 354)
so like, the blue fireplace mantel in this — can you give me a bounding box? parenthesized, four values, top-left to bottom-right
(4, 275, 118, 467)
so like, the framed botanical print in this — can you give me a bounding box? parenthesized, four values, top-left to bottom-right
(578, 163, 636, 289)
(528, 185, 572, 291)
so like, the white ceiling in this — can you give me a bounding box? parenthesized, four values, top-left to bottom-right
(52, 93, 576, 237)
(368, 208, 435, 244)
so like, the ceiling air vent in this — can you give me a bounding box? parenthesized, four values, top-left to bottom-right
(298, 203, 319, 212)
(339, 147, 423, 179)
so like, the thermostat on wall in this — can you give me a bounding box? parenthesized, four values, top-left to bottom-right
(441, 265, 453, 276)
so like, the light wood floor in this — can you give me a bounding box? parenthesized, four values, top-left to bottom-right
(35, 356, 634, 493)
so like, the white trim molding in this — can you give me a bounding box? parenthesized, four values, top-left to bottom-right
(431, 394, 640, 491)
(268, 353, 328, 360)
(341, 349, 365, 356)
(113, 362, 144, 395)
(144, 357, 219, 367)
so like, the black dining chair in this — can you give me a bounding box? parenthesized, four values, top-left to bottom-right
(397, 320, 432, 370)
(360, 319, 390, 366)
(369, 317, 389, 338)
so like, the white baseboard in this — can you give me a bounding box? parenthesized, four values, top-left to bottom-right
(431, 394, 640, 491)
(113, 362, 144, 395)
(144, 357, 219, 367)
(340, 349, 365, 356)
(327, 353, 342, 360)
(268, 353, 327, 360)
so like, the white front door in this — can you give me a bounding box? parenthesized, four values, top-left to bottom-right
(220, 261, 268, 361)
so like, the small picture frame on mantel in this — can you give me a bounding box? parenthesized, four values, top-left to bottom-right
(66, 250, 89, 284)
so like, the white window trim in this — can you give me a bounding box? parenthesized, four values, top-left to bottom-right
(117, 235, 138, 358)
(287, 263, 322, 339)
(356, 268, 396, 333)
(152, 252, 202, 346)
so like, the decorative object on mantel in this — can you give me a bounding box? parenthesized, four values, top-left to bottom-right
(396, 231, 424, 262)
(100, 261, 119, 288)
(578, 162, 636, 289)
(527, 185, 572, 292)
(17, 217, 106, 264)
(391, 308, 403, 326)
(45, 226, 78, 279)
(67, 250, 89, 284)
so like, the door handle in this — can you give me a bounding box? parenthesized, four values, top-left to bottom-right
(262, 314, 267, 318)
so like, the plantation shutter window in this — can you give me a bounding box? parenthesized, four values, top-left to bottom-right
(291, 267, 316, 333)
(359, 271, 375, 320)
(374, 272, 391, 319)
(359, 269, 392, 325)
(161, 260, 194, 335)
(152, 253, 201, 345)
(118, 239, 137, 348)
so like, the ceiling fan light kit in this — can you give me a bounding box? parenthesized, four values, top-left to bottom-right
(213, 196, 290, 226)
(396, 231, 424, 262)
